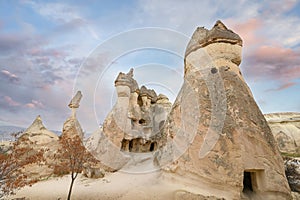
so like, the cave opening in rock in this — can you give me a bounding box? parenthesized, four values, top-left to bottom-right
(243, 171, 253, 192)
(139, 119, 146, 125)
(150, 142, 156, 151)
(129, 140, 133, 152)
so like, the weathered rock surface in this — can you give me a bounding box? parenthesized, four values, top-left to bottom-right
(85, 128, 130, 171)
(293, 192, 300, 200)
(62, 116, 84, 139)
(68, 91, 82, 109)
(62, 91, 84, 139)
(19, 115, 59, 145)
(103, 69, 171, 153)
(285, 157, 300, 193)
(156, 20, 291, 199)
(17, 115, 60, 179)
(82, 162, 105, 179)
(265, 112, 300, 154)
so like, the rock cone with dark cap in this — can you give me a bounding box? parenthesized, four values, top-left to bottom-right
(62, 91, 84, 139)
(156, 20, 291, 199)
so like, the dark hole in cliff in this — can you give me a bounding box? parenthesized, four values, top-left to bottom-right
(129, 140, 133, 152)
(121, 139, 126, 151)
(150, 142, 156, 151)
(211, 67, 218, 74)
(243, 171, 253, 192)
(139, 119, 146, 125)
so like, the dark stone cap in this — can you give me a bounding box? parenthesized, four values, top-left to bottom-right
(185, 20, 243, 57)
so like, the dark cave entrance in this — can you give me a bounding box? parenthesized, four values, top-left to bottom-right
(150, 142, 156, 152)
(129, 140, 133, 152)
(243, 171, 253, 192)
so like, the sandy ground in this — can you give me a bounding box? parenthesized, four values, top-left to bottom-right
(8, 153, 232, 200)
(10, 170, 174, 200)
(9, 153, 180, 200)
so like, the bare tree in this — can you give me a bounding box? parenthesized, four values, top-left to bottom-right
(0, 135, 44, 198)
(54, 134, 97, 200)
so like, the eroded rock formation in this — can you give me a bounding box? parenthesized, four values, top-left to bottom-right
(103, 69, 171, 153)
(285, 157, 300, 193)
(17, 115, 60, 178)
(62, 91, 84, 139)
(265, 112, 300, 154)
(156, 20, 291, 199)
(19, 115, 59, 145)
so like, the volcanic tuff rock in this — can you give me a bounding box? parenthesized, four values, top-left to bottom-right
(19, 115, 59, 145)
(103, 69, 171, 152)
(62, 116, 84, 139)
(17, 115, 60, 178)
(265, 112, 300, 154)
(156, 20, 291, 199)
(62, 91, 84, 139)
(285, 157, 300, 193)
(85, 69, 172, 170)
(68, 91, 82, 109)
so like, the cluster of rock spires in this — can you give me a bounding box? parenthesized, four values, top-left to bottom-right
(14, 20, 299, 199)
(104, 68, 171, 153)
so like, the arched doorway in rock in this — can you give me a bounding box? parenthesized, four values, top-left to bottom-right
(150, 142, 157, 151)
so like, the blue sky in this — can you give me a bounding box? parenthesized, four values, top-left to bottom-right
(0, 0, 300, 133)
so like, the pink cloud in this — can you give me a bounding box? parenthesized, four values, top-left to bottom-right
(225, 18, 263, 47)
(3, 96, 45, 109)
(248, 45, 300, 81)
(254, 45, 297, 61)
(1, 70, 19, 80)
(25, 103, 35, 108)
(244, 44, 300, 91)
(266, 82, 296, 92)
(4, 96, 20, 107)
(27, 47, 67, 58)
(25, 100, 44, 109)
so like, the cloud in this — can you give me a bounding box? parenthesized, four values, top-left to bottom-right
(1, 69, 20, 83)
(263, 0, 298, 16)
(2, 95, 44, 109)
(27, 47, 67, 58)
(226, 18, 263, 47)
(25, 1, 81, 23)
(4, 96, 21, 107)
(24, 1, 100, 40)
(244, 45, 300, 82)
(0, 34, 36, 55)
(25, 100, 44, 109)
(266, 82, 297, 92)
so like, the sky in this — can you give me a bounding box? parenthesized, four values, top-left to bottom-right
(0, 0, 300, 133)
